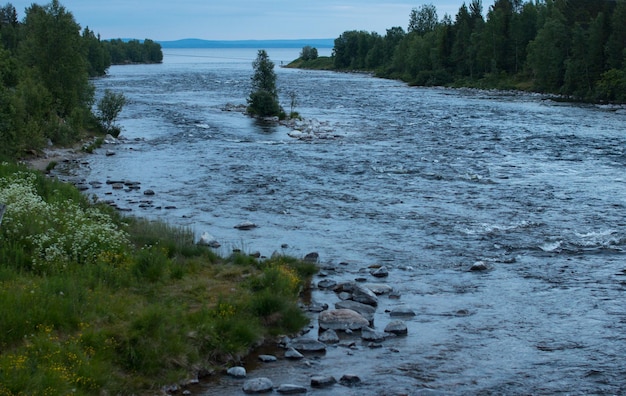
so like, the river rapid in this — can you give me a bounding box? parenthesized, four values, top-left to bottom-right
(73, 48, 626, 394)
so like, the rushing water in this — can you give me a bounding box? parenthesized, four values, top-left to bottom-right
(71, 48, 626, 394)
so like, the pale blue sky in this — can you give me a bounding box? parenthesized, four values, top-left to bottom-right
(9, 1, 493, 41)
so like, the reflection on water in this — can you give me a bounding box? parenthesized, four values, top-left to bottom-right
(64, 48, 626, 394)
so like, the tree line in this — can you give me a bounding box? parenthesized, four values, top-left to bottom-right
(0, 0, 162, 160)
(331, 0, 626, 102)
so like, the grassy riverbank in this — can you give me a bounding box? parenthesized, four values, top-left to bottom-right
(284, 56, 334, 70)
(0, 162, 317, 395)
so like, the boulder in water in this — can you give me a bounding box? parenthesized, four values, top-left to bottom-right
(319, 309, 369, 331)
(384, 320, 408, 335)
(287, 337, 327, 352)
(351, 283, 379, 307)
(389, 305, 416, 317)
(242, 377, 273, 394)
(227, 366, 246, 378)
(335, 300, 376, 322)
(310, 375, 336, 388)
(277, 384, 307, 394)
(234, 221, 257, 230)
(370, 266, 389, 278)
(470, 261, 489, 271)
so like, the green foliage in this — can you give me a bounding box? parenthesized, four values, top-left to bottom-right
(247, 50, 281, 117)
(0, 1, 162, 162)
(408, 4, 439, 35)
(320, 0, 626, 102)
(102, 38, 163, 65)
(97, 89, 127, 136)
(132, 245, 168, 282)
(0, 169, 129, 273)
(0, 75, 52, 157)
(595, 68, 626, 102)
(300, 45, 318, 61)
(285, 56, 334, 70)
(526, 10, 569, 92)
(20, 0, 93, 118)
(333, 30, 384, 69)
(83, 27, 111, 77)
(247, 90, 281, 117)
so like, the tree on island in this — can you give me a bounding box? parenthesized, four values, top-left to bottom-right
(300, 45, 318, 61)
(247, 49, 282, 118)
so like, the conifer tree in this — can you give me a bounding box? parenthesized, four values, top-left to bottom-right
(247, 49, 281, 118)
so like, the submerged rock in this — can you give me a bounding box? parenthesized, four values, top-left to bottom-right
(470, 261, 489, 271)
(318, 279, 337, 289)
(311, 375, 336, 388)
(389, 305, 416, 317)
(287, 337, 327, 352)
(389, 305, 415, 316)
(361, 326, 388, 342)
(277, 384, 307, 394)
(339, 374, 362, 387)
(370, 266, 389, 278)
(234, 221, 258, 230)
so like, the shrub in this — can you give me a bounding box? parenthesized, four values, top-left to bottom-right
(0, 168, 129, 273)
(97, 89, 127, 137)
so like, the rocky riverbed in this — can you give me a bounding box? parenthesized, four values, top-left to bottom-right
(192, 254, 465, 396)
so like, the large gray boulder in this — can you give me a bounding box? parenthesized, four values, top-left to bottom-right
(227, 366, 246, 378)
(287, 337, 327, 352)
(363, 283, 393, 295)
(335, 300, 376, 322)
(311, 375, 337, 388)
(351, 283, 379, 306)
(385, 320, 408, 335)
(319, 309, 369, 331)
(242, 377, 273, 394)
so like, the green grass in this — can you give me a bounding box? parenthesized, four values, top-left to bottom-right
(284, 56, 335, 70)
(0, 162, 318, 395)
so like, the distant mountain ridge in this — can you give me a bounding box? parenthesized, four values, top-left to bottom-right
(157, 38, 335, 49)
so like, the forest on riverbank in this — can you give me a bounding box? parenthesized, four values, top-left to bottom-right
(291, 0, 626, 103)
(0, 1, 162, 161)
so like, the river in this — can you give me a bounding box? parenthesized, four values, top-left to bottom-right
(71, 48, 626, 394)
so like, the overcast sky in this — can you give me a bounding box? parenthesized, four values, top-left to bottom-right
(9, 1, 493, 41)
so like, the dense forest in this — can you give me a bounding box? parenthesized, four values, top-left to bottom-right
(330, 0, 626, 102)
(0, 0, 162, 160)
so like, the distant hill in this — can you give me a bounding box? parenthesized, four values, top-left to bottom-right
(157, 38, 335, 49)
